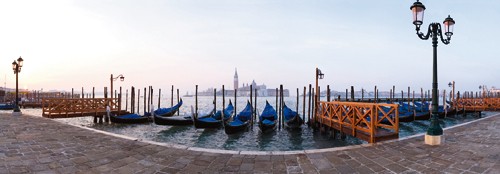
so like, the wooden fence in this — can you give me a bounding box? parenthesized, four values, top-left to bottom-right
(42, 98, 120, 118)
(454, 98, 500, 111)
(316, 101, 399, 143)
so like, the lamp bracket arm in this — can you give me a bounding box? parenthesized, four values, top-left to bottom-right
(111, 74, 124, 81)
(416, 24, 431, 40)
(436, 24, 451, 45)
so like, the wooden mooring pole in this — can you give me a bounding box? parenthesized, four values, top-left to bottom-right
(220, 85, 226, 127)
(280, 85, 284, 130)
(234, 89, 237, 119)
(177, 89, 180, 115)
(254, 88, 257, 130)
(171, 85, 174, 108)
(158, 88, 161, 109)
(222, 85, 225, 128)
(308, 84, 312, 126)
(276, 88, 280, 130)
(250, 85, 253, 130)
(142, 87, 146, 114)
(195, 85, 198, 119)
(303, 86, 306, 124)
(296, 88, 299, 113)
(137, 88, 140, 114)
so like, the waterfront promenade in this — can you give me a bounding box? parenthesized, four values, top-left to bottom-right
(1, 113, 499, 173)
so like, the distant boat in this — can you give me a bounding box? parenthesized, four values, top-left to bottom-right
(183, 92, 193, 97)
(258, 101, 277, 132)
(110, 113, 151, 124)
(194, 100, 234, 129)
(283, 104, 303, 129)
(154, 99, 183, 116)
(225, 101, 253, 134)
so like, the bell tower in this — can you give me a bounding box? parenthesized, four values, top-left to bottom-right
(234, 68, 239, 90)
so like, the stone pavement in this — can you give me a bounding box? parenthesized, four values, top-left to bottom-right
(0, 112, 499, 174)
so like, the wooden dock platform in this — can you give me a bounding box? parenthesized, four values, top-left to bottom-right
(315, 101, 399, 143)
(42, 98, 123, 118)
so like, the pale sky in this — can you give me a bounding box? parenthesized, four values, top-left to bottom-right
(1, 0, 498, 94)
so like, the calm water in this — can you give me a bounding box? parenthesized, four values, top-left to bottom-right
(5, 96, 493, 151)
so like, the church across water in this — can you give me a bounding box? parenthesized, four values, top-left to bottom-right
(198, 68, 289, 97)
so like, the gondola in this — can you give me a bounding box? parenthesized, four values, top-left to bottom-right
(194, 100, 234, 129)
(110, 113, 151, 124)
(437, 105, 455, 118)
(258, 101, 277, 132)
(415, 101, 454, 119)
(154, 113, 194, 126)
(397, 102, 415, 122)
(0, 103, 15, 110)
(413, 101, 431, 120)
(154, 99, 183, 116)
(283, 104, 303, 129)
(225, 101, 253, 134)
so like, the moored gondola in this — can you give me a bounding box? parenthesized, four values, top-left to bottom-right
(283, 104, 303, 129)
(154, 99, 183, 116)
(110, 113, 152, 124)
(258, 101, 277, 132)
(0, 103, 15, 110)
(154, 114, 194, 126)
(225, 101, 253, 134)
(194, 100, 234, 129)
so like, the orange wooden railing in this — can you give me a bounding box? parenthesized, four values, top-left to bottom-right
(42, 98, 120, 118)
(316, 101, 399, 143)
(454, 98, 500, 111)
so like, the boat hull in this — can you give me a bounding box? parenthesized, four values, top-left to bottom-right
(259, 122, 277, 132)
(224, 122, 249, 134)
(194, 118, 223, 129)
(414, 111, 430, 120)
(285, 116, 303, 129)
(110, 114, 151, 124)
(154, 114, 193, 126)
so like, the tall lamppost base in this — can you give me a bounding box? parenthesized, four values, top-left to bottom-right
(425, 134, 444, 145)
(12, 111, 22, 116)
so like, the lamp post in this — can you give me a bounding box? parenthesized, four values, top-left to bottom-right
(314, 68, 324, 126)
(410, 0, 455, 145)
(110, 74, 125, 100)
(12, 57, 24, 116)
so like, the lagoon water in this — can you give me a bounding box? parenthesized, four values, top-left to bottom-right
(6, 96, 492, 151)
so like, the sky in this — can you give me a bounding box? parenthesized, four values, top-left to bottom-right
(1, 0, 498, 94)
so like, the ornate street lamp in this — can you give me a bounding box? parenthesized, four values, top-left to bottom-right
(314, 68, 324, 127)
(410, 0, 455, 145)
(12, 56, 24, 116)
(110, 74, 125, 99)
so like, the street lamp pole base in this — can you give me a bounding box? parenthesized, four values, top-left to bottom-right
(425, 134, 444, 145)
(12, 111, 22, 116)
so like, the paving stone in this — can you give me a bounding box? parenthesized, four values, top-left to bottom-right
(310, 158, 333, 170)
(1, 112, 499, 173)
(239, 163, 254, 171)
(385, 163, 409, 173)
(335, 164, 357, 173)
(286, 166, 302, 173)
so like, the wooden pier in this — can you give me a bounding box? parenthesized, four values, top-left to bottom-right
(315, 101, 399, 143)
(453, 98, 500, 112)
(42, 98, 122, 118)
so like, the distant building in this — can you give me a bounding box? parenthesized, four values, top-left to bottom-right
(199, 69, 289, 97)
(489, 86, 500, 94)
(234, 68, 238, 90)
